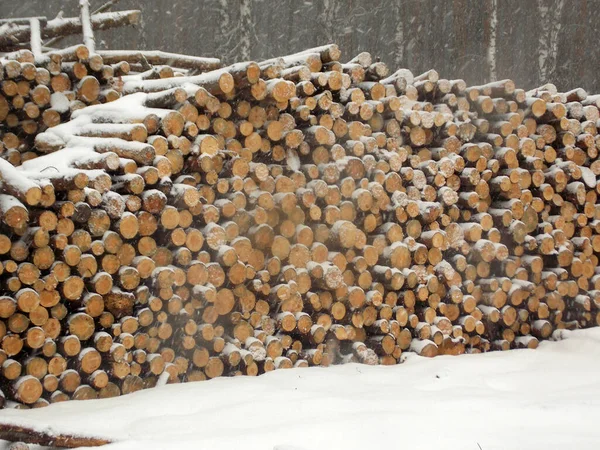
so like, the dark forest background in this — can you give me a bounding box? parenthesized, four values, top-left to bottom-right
(1, 0, 596, 92)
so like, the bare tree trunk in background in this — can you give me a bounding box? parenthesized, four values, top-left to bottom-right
(487, 0, 497, 81)
(216, 0, 234, 62)
(537, 0, 550, 83)
(393, 2, 405, 68)
(320, 0, 341, 44)
(547, 0, 565, 82)
(239, 0, 251, 61)
(538, 0, 565, 84)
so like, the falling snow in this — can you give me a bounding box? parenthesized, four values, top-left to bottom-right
(0, 1, 591, 90)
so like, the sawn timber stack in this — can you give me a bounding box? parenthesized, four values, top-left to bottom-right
(0, 43, 598, 409)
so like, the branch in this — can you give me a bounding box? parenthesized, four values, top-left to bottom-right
(93, 0, 122, 15)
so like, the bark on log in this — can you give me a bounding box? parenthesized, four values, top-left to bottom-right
(0, 423, 112, 448)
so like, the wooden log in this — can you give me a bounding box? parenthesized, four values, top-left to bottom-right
(0, 423, 112, 448)
(98, 50, 220, 71)
(0, 11, 140, 49)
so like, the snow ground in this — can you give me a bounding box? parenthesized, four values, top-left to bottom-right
(1, 328, 600, 450)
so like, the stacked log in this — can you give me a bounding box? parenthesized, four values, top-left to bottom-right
(0, 40, 220, 167)
(0, 42, 598, 409)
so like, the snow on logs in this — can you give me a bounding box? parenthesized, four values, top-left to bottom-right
(0, 42, 597, 410)
(0, 39, 222, 166)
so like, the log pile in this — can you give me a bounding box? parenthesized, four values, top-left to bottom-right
(0, 40, 598, 409)
(0, 42, 133, 167)
(0, 4, 223, 168)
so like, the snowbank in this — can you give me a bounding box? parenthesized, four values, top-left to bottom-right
(1, 328, 600, 450)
